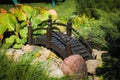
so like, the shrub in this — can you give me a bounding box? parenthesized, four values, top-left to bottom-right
(75, 0, 120, 16)
(72, 10, 120, 50)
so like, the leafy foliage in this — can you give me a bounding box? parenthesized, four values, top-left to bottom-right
(0, 5, 56, 48)
(73, 9, 120, 50)
(75, 0, 120, 16)
(96, 57, 120, 80)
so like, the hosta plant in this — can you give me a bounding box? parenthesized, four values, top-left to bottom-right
(0, 5, 56, 48)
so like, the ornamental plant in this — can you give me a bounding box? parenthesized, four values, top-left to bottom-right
(72, 10, 120, 50)
(0, 5, 56, 48)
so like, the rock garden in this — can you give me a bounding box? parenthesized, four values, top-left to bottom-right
(0, 0, 120, 80)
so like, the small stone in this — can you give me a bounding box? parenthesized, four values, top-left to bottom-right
(92, 49, 109, 61)
(6, 48, 15, 59)
(86, 59, 102, 74)
(96, 51, 109, 61)
(92, 49, 99, 58)
(22, 44, 37, 53)
(13, 49, 24, 61)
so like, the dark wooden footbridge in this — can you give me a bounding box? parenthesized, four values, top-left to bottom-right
(28, 16, 93, 61)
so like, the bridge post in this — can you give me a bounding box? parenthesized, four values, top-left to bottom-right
(66, 38, 72, 57)
(67, 18, 72, 36)
(47, 15, 52, 47)
(28, 22, 33, 45)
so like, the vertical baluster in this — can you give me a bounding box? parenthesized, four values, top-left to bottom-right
(66, 37, 72, 57)
(67, 18, 72, 36)
(28, 22, 33, 45)
(47, 15, 52, 47)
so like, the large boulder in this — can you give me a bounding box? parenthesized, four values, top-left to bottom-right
(61, 54, 87, 80)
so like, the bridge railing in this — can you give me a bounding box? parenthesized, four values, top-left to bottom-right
(28, 16, 73, 43)
(28, 15, 73, 56)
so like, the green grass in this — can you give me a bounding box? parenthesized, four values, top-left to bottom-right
(0, 48, 68, 80)
(0, 0, 76, 19)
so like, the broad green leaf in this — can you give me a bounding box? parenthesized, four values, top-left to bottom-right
(21, 21, 27, 27)
(13, 43, 23, 48)
(31, 8, 40, 17)
(19, 27, 28, 38)
(5, 35, 16, 44)
(0, 14, 17, 31)
(39, 10, 50, 21)
(16, 37, 26, 44)
(0, 25, 7, 35)
(15, 23, 21, 33)
(21, 5, 33, 19)
(39, 14, 49, 21)
(3, 35, 16, 48)
(14, 9, 27, 21)
(31, 14, 42, 27)
(7, 14, 17, 31)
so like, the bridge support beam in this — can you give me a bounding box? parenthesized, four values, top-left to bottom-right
(28, 22, 33, 45)
(66, 38, 72, 57)
(47, 16, 52, 47)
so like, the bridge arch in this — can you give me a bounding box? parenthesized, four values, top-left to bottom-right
(27, 16, 93, 61)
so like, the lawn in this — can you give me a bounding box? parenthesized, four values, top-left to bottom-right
(0, 0, 76, 19)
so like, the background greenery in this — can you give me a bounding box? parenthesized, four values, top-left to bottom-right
(75, 0, 120, 56)
(75, 0, 120, 80)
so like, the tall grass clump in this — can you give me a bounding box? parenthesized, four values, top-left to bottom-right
(0, 48, 69, 80)
(0, 48, 45, 80)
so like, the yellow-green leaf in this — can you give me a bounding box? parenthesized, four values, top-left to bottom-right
(21, 5, 33, 19)
(0, 25, 7, 35)
(14, 9, 27, 21)
(0, 14, 17, 31)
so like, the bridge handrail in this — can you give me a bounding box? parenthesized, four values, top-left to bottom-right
(33, 28, 47, 32)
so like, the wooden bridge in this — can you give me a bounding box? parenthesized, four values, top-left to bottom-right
(28, 16, 93, 61)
